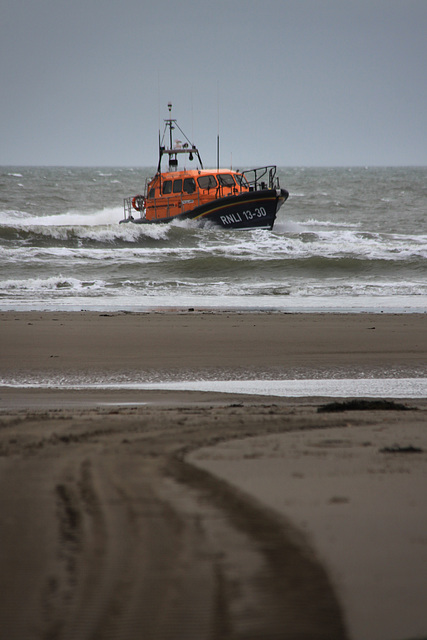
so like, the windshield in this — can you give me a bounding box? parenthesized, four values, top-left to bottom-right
(217, 174, 236, 187)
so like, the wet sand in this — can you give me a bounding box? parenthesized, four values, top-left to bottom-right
(0, 311, 426, 639)
(1, 311, 426, 381)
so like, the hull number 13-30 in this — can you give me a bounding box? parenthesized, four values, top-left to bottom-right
(242, 207, 267, 220)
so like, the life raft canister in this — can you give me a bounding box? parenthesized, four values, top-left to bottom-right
(132, 195, 145, 211)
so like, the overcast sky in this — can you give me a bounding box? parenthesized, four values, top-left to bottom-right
(1, 0, 426, 167)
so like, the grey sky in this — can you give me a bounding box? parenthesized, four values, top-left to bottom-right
(1, 0, 426, 167)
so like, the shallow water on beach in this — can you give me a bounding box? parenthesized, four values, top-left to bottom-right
(1, 166, 426, 312)
(3, 378, 427, 398)
(142, 378, 427, 398)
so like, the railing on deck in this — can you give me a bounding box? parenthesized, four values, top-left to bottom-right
(242, 166, 278, 191)
(123, 197, 140, 222)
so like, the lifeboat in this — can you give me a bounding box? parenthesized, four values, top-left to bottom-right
(120, 103, 289, 230)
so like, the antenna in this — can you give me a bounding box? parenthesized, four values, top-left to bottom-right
(157, 71, 161, 133)
(191, 87, 194, 142)
(217, 135, 220, 172)
(216, 81, 220, 171)
(217, 80, 220, 137)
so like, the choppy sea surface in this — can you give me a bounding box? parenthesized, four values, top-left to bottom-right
(1, 166, 426, 313)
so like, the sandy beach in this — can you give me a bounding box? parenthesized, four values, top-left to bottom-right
(0, 311, 426, 639)
(1, 311, 426, 381)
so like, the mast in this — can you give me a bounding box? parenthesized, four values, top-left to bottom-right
(157, 102, 203, 174)
(167, 101, 174, 167)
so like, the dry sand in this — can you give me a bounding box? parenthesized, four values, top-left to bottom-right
(0, 311, 426, 640)
(189, 419, 427, 640)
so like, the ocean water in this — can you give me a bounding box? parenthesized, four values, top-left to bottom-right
(1, 166, 426, 313)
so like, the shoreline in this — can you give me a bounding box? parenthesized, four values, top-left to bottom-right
(2, 310, 426, 406)
(1, 299, 426, 314)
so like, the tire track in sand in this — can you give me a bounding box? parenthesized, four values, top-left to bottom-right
(0, 403, 354, 639)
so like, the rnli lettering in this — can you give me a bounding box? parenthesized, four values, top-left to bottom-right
(220, 213, 242, 225)
(220, 207, 267, 226)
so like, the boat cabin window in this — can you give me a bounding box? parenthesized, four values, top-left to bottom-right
(148, 188, 156, 199)
(183, 177, 196, 194)
(173, 179, 182, 193)
(218, 174, 236, 187)
(162, 180, 172, 194)
(197, 175, 217, 190)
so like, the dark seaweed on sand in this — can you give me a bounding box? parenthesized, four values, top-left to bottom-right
(317, 399, 411, 413)
(379, 444, 423, 454)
